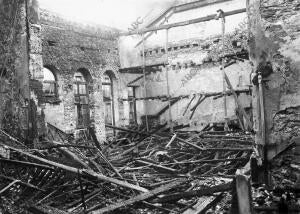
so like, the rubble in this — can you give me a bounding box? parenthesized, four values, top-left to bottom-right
(0, 122, 300, 214)
(0, 123, 254, 213)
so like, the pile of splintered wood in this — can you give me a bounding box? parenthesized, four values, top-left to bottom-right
(0, 124, 254, 214)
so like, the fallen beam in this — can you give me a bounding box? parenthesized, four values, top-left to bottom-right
(0, 174, 45, 192)
(161, 157, 249, 166)
(182, 196, 218, 214)
(136, 159, 178, 174)
(224, 73, 253, 130)
(0, 158, 54, 170)
(89, 178, 187, 214)
(153, 182, 232, 203)
(0, 142, 149, 193)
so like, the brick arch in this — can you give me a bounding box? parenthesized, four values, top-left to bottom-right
(101, 65, 120, 80)
(43, 64, 59, 81)
(76, 67, 93, 83)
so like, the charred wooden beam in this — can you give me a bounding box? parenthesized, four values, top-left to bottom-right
(89, 178, 187, 213)
(0, 158, 54, 170)
(0, 142, 149, 193)
(161, 157, 249, 166)
(152, 182, 232, 203)
(0, 174, 45, 192)
(122, 8, 246, 35)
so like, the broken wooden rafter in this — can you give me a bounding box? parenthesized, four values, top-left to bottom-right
(189, 95, 207, 119)
(0, 142, 149, 193)
(154, 97, 181, 117)
(0, 158, 54, 170)
(122, 8, 246, 35)
(0, 180, 19, 194)
(114, 123, 167, 157)
(136, 159, 178, 174)
(160, 157, 249, 166)
(183, 94, 196, 116)
(121, 89, 250, 103)
(89, 178, 187, 214)
(50, 141, 91, 169)
(224, 73, 253, 131)
(153, 182, 232, 203)
(0, 174, 45, 192)
(28, 205, 68, 214)
(182, 194, 223, 214)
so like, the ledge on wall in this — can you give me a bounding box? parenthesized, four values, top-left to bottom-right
(44, 96, 61, 104)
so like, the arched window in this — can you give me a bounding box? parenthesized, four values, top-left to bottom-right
(74, 69, 91, 128)
(102, 73, 114, 125)
(74, 71, 87, 95)
(43, 67, 57, 97)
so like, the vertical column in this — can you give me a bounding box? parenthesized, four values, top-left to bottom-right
(93, 70, 106, 143)
(141, 34, 149, 131)
(15, 0, 31, 139)
(247, 0, 270, 185)
(165, 29, 173, 132)
(218, 10, 228, 131)
(27, 0, 46, 138)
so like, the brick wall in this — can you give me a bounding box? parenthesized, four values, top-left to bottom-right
(40, 9, 120, 141)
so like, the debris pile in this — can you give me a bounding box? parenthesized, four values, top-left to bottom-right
(0, 124, 299, 213)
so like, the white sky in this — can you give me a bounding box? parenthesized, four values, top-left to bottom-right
(39, 0, 174, 30)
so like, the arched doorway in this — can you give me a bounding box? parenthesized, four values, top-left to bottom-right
(74, 68, 92, 128)
(102, 72, 115, 126)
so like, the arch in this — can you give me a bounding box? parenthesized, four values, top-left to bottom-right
(43, 67, 55, 81)
(74, 68, 92, 128)
(77, 67, 93, 83)
(43, 66, 57, 97)
(102, 71, 115, 126)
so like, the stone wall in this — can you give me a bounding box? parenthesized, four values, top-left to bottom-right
(248, 0, 300, 159)
(40, 9, 120, 141)
(0, 0, 45, 143)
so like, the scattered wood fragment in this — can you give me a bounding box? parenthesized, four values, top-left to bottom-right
(0, 142, 149, 193)
(153, 182, 232, 203)
(89, 178, 187, 214)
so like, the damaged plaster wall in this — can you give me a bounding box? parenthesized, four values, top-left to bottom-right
(118, 0, 252, 129)
(40, 9, 120, 141)
(248, 0, 300, 159)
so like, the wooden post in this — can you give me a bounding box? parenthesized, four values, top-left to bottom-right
(165, 29, 173, 132)
(235, 170, 253, 214)
(142, 33, 149, 131)
(258, 73, 270, 186)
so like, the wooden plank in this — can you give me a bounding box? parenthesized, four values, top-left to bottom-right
(122, 8, 246, 35)
(235, 170, 253, 214)
(161, 157, 248, 166)
(224, 73, 252, 130)
(153, 182, 232, 203)
(136, 159, 178, 174)
(0, 174, 45, 192)
(183, 95, 196, 116)
(183, 196, 215, 214)
(89, 178, 187, 214)
(0, 142, 149, 193)
(190, 95, 206, 119)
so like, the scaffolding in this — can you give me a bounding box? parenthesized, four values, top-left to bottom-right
(126, 8, 247, 131)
